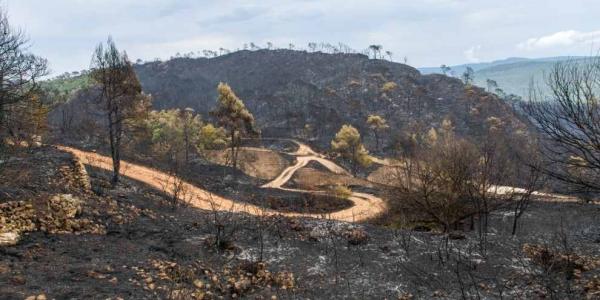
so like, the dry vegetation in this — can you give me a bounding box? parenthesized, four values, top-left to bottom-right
(204, 147, 289, 180)
(289, 167, 372, 190)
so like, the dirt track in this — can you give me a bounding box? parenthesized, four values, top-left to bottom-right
(58, 143, 387, 223)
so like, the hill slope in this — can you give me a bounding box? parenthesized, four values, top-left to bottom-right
(133, 50, 526, 149)
(47, 49, 527, 151)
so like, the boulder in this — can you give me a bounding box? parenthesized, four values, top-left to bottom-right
(309, 226, 329, 241)
(233, 278, 251, 294)
(0, 232, 20, 246)
(344, 228, 369, 245)
(50, 194, 82, 218)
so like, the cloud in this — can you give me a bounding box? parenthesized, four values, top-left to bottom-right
(198, 6, 268, 27)
(517, 30, 600, 50)
(464, 45, 481, 63)
(6, 0, 600, 74)
(158, 2, 195, 18)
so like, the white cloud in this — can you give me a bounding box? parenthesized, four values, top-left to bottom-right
(464, 45, 482, 63)
(517, 30, 600, 51)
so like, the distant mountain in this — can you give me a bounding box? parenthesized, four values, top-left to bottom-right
(48, 49, 528, 152)
(419, 56, 590, 98)
(419, 57, 531, 75)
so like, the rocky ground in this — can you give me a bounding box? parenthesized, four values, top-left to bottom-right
(2, 146, 600, 299)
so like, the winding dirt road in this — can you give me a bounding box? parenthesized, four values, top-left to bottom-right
(58, 142, 387, 222)
(262, 142, 349, 189)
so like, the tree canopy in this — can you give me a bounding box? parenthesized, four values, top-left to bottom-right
(213, 82, 257, 136)
(212, 82, 258, 172)
(90, 37, 150, 185)
(331, 124, 372, 175)
(366, 114, 389, 152)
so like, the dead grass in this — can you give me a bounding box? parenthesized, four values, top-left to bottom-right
(205, 147, 289, 180)
(367, 165, 400, 186)
(291, 168, 372, 190)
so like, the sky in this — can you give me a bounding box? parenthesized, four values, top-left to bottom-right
(5, 0, 600, 76)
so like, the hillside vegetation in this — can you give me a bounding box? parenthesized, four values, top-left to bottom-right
(41, 74, 92, 95)
(46, 49, 528, 154)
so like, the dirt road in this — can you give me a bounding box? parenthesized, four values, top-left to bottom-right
(58, 143, 386, 222)
(263, 142, 349, 189)
(260, 141, 386, 221)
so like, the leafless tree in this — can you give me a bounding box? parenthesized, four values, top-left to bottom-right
(462, 67, 475, 85)
(516, 218, 584, 299)
(510, 154, 544, 235)
(338, 42, 353, 54)
(249, 42, 260, 51)
(440, 64, 452, 75)
(392, 119, 538, 248)
(250, 205, 278, 263)
(90, 37, 151, 186)
(200, 194, 242, 252)
(0, 8, 48, 141)
(386, 51, 393, 61)
(525, 56, 600, 194)
(157, 153, 191, 210)
(395, 131, 478, 232)
(467, 117, 543, 252)
(486, 79, 498, 92)
(392, 219, 413, 259)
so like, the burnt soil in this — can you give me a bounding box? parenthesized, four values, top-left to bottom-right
(2, 146, 600, 299)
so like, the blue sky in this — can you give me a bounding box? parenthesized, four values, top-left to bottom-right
(6, 0, 600, 76)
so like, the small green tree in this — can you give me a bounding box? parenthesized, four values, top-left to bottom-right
(145, 109, 202, 161)
(212, 82, 258, 173)
(366, 114, 389, 152)
(331, 124, 372, 175)
(197, 123, 227, 152)
(180, 108, 202, 163)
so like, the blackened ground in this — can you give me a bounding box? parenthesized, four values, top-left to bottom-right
(89, 165, 354, 215)
(2, 147, 600, 299)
